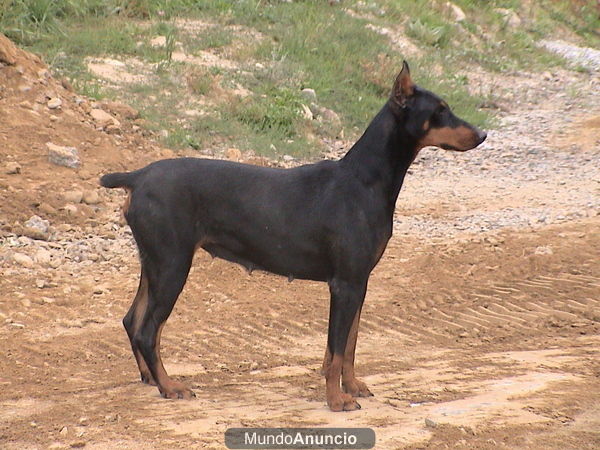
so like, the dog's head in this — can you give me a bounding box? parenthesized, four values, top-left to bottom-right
(389, 61, 487, 151)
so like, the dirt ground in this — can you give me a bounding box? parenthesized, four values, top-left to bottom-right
(1, 36, 599, 449)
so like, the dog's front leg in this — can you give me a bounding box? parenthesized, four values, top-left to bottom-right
(341, 305, 373, 398)
(324, 278, 367, 411)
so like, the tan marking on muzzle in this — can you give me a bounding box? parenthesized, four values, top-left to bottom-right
(418, 125, 479, 151)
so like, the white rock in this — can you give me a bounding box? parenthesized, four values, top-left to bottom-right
(34, 248, 52, 266)
(300, 88, 317, 102)
(47, 97, 62, 109)
(47, 142, 81, 169)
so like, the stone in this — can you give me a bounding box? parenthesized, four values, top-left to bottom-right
(534, 246, 553, 255)
(90, 109, 120, 128)
(150, 36, 167, 47)
(99, 101, 139, 119)
(23, 215, 50, 240)
(495, 8, 522, 28)
(38, 203, 57, 215)
(424, 418, 438, 428)
(13, 253, 34, 268)
(445, 2, 466, 22)
(47, 98, 62, 109)
(34, 249, 52, 266)
(300, 88, 317, 102)
(5, 162, 21, 174)
(225, 148, 242, 161)
(47, 142, 81, 169)
(0, 33, 18, 65)
(64, 190, 83, 204)
(300, 104, 313, 120)
(82, 190, 101, 205)
(64, 204, 78, 215)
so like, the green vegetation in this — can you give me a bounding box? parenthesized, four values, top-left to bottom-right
(1, 0, 597, 158)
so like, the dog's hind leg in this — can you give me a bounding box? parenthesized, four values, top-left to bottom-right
(325, 278, 367, 411)
(133, 250, 195, 399)
(122, 268, 156, 385)
(341, 306, 373, 398)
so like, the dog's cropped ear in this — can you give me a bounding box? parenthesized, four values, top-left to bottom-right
(391, 61, 415, 107)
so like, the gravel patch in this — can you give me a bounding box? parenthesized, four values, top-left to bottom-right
(539, 40, 600, 71)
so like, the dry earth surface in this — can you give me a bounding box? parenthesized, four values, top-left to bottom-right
(1, 34, 599, 449)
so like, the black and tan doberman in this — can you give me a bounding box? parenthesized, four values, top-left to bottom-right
(100, 62, 486, 411)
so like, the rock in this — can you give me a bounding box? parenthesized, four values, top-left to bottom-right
(49, 258, 62, 269)
(47, 98, 63, 109)
(225, 148, 242, 161)
(495, 8, 521, 28)
(21, 298, 32, 308)
(425, 418, 438, 428)
(300, 88, 317, 102)
(90, 109, 120, 128)
(82, 190, 101, 205)
(47, 142, 81, 169)
(13, 253, 34, 268)
(150, 36, 166, 47)
(312, 105, 342, 136)
(64, 204, 78, 215)
(60, 426, 68, 436)
(34, 249, 52, 266)
(23, 215, 50, 240)
(0, 33, 18, 65)
(39, 203, 57, 215)
(445, 2, 466, 22)
(282, 155, 294, 162)
(36, 279, 46, 289)
(300, 104, 313, 120)
(64, 190, 83, 204)
(99, 101, 139, 120)
(5, 162, 21, 174)
(534, 246, 553, 255)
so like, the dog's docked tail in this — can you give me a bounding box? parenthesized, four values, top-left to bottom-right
(100, 172, 137, 189)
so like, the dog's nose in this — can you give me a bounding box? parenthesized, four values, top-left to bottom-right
(477, 130, 487, 143)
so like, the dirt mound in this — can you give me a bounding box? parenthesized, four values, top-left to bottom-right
(0, 33, 170, 231)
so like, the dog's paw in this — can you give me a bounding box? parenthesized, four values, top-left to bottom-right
(343, 378, 374, 398)
(159, 381, 196, 400)
(327, 392, 361, 412)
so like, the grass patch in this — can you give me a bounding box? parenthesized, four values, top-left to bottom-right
(1, 0, 595, 158)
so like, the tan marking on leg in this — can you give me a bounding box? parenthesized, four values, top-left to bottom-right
(321, 346, 332, 376)
(326, 354, 360, 411)
(151, 322, 195, 399)
(122, 189, 132, 217)
(129, 273, 155, 385)
(342, 309, 373, 398)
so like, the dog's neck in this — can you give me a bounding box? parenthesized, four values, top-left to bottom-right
(341, 103, 418, 213)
